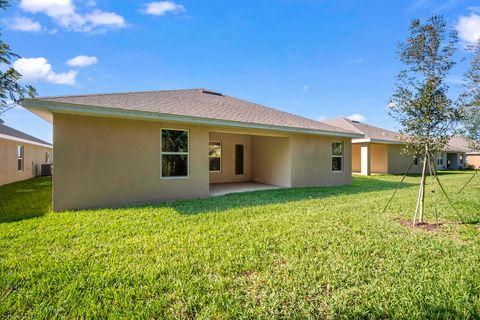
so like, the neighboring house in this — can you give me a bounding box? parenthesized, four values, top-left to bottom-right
(323, 118, 422, 175)
(22, 89, 361, 211)
(0, 124, 53, 186)
(446, 136, 480, 169)
(323, 118, 467, 175)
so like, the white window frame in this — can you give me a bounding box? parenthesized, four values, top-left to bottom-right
(160, 128, 189, 179)
(17, 145, 24, 172)
(209, 141, 222, 173)
(332, 141, 344, 172)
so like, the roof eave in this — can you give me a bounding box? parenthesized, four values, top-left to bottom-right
(352, 138, 401, 145)
(22, 99, 363, 139)
(0, 133, 52, 148)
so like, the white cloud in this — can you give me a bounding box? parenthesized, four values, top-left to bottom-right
(143, 1, 185, 16)
(456, 13, 480, 44)
(303, 85, 309, 91)
(468, 6, 480, 12)
(316, 115, 326, 121)
(18, 0, 126, 32)
(84, 10, 125, 28)
(13, 57, 77, 85)
(66, 55, 98, 67)
(347, 114, 367, 122)
(8, 17, 42, 32)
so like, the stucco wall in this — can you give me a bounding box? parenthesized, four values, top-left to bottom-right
(53, 113, 210, 211)
(251, 135, 291, 187)
(371, 143, 388, 174)
(352, 144, 361, 172)
(0, 138, 52, 186)
(467, 154, 480, 169)
(208, 132, 251, 183)
(290, 135, 352, 187)
(387, 144, 423, 174)
(53, 113, 354, 211)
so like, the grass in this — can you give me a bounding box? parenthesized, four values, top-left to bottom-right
(0, 172, 479, 319)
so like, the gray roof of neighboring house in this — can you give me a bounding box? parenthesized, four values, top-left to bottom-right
(25, 89, 359, 137)
(446, 136, 476, 153)
(325, 117, 478, 154)
(323, 118, 401, 143)
(0, 124, 52, 146)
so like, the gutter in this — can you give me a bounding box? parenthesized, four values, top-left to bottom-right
(352, 138, 401, 145)
(23, 99, 364, 139)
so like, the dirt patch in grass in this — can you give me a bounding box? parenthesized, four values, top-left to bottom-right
(396, 219, 443, 231)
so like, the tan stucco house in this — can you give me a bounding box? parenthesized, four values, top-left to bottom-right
(22, 89, 361, 211)
(446, 136, 480, 169)
(0, 124, 52, 186)
(324, 118, 468, 175)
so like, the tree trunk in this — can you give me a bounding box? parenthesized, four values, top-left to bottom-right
(416, 154, 429, 224)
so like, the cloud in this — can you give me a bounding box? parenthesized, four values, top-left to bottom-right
(66, 55, 98, 67)
(13, 57, 77, 85)
(316, 115, 326, 121)
(18, 0, 126, 33)
(7, 16, 42, 32)
(84, 10, 125, 29)
(456, 13, 480, 44)
(303, 85, 309, 91)
(142, 1, 185, 16)
(347, 114, 367, 122)
(468, 6, 480, 12)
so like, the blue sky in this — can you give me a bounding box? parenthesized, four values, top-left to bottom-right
(2, 0, 480, 143)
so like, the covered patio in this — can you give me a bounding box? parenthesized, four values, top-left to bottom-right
(208, 131, 291, 195)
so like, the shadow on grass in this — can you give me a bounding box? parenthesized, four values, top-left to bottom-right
(0, 177, 52, 224)
(155, 176, 417, 215)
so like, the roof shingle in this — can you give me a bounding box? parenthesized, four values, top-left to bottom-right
(32, 89, 358, 136)
(0, 124, 52, 146)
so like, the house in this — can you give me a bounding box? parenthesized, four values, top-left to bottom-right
(323, 118, 422, 175)
(323, 118, 468, 175)
(0, 124, 53, 186)
(446, 136, 480, 169)
(22, 89, 361, 211)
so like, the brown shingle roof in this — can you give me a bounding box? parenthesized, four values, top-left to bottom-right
(30, 89, 358, 136)
(323, 118, 401, 142)
(0, 124, 52, 146)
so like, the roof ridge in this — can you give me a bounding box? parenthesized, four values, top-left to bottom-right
(37, 88, 206, 100)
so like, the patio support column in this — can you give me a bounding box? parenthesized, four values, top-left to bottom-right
(361, 143, 371, 176)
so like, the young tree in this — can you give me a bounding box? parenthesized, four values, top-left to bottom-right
(389, 16, 459, 225)
(460, 40, 480, 152)
(0, 0, 36, 124)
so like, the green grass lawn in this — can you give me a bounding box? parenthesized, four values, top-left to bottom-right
(1, 172, 479, 319)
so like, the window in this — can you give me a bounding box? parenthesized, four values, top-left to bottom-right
(161, 129, 189, 178)
(332, 141, 344, 172)
(17, 145, 24, 171)
(459, 154, 464, 165)
(437, 157, 443, 166)
(209, 141, 221, 172)
(414, 157, 419, 166)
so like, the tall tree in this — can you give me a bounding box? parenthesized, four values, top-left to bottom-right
(460, 40, 480, 152)
(0, 0, 36, 124)
(389, 16, 459, 225)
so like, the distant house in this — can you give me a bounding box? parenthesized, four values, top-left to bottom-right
(324, 118, 468, 175)
(446, 136, 480, 169)
(0, 124, 53, 186)
(22, 89, 361, 211)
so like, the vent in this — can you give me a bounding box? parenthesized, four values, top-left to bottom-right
(351, 120, 360, 123)
(202, 90, 223, 96)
